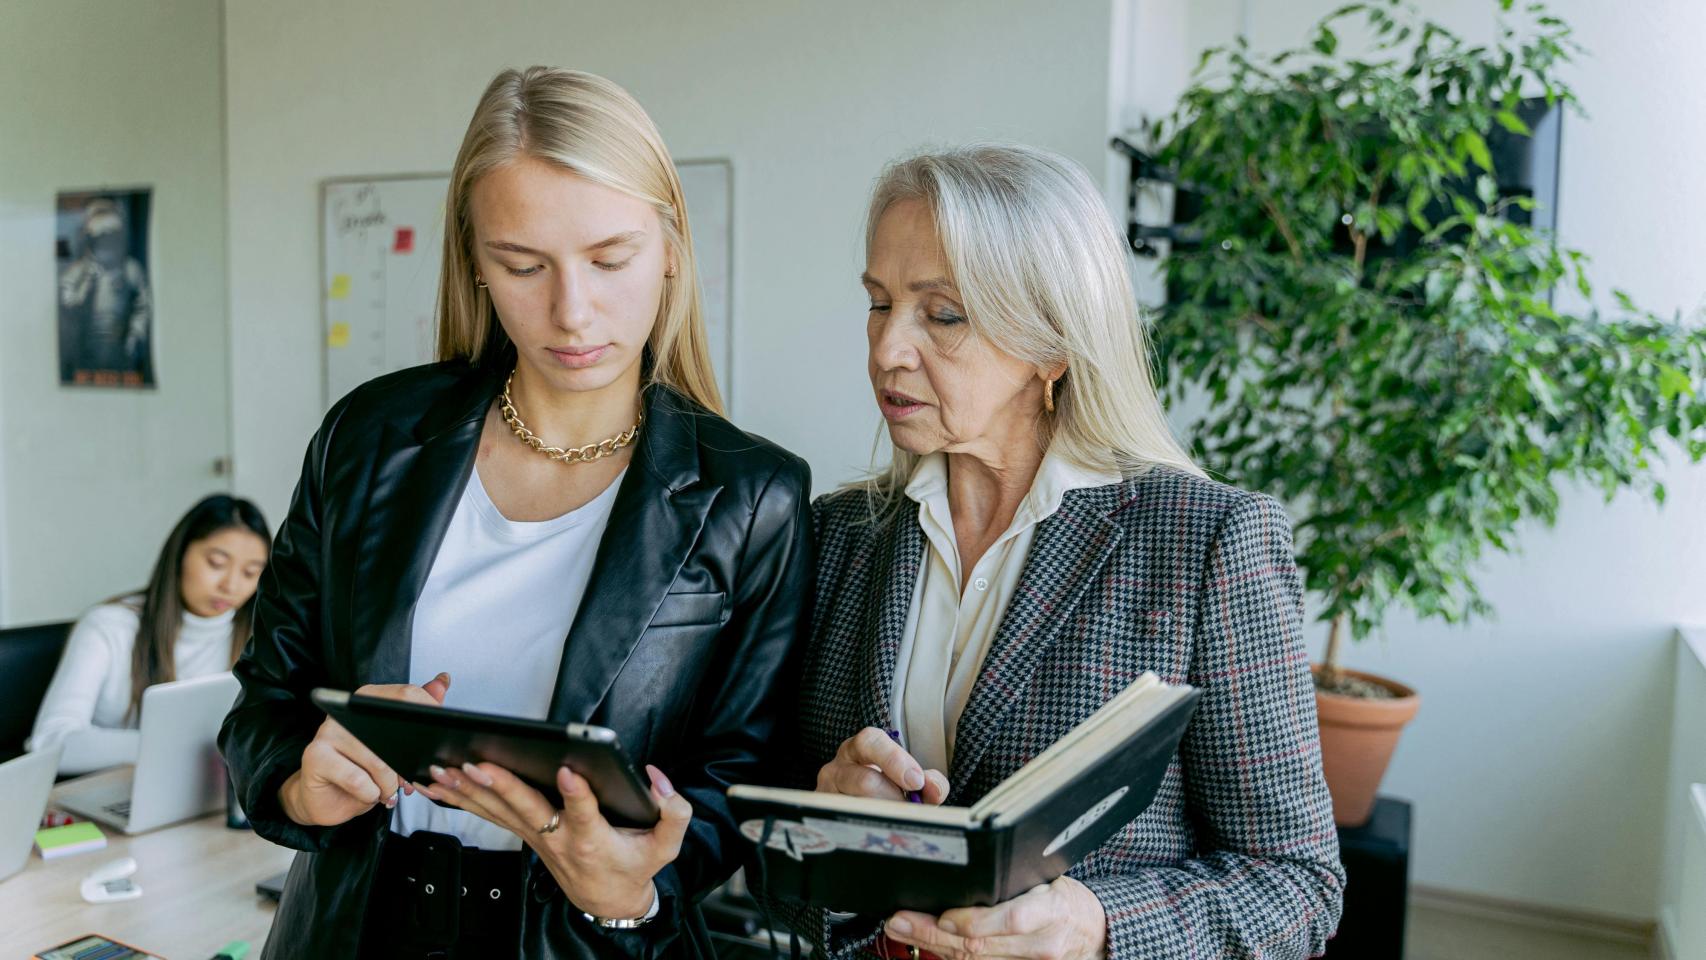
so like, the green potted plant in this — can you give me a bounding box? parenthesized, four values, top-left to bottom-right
(1140, 0, 1706, 825)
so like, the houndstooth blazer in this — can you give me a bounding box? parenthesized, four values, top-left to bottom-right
(783, 466, 1345, 960)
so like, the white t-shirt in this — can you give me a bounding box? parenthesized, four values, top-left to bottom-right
(391, 465, 624, 851)
(28, 601, 238, 775)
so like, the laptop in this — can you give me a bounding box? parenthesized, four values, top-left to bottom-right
(0, 746, 62, 881)
(52, 672, 240, 834)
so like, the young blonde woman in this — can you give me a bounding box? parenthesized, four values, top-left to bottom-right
(785, 144, 1343, 959)
(220, 68, 812, 959)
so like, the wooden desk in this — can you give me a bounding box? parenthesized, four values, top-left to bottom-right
(0, 811, 294, 959)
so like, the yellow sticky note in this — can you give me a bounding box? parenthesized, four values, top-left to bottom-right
(329, 274, 352, 300)
(327, 322, 350, 348)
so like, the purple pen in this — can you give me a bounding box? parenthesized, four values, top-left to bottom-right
(885, 728, 924, 803)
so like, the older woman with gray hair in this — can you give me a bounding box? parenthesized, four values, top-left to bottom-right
(788, 144, 1344, 959)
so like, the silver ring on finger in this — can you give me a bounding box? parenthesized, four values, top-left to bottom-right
(538, 811, 561, 835)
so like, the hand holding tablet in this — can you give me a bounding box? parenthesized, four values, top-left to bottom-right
(418, 753, 690, 922)
(308, 682, 686, 920)
(278, 674, 453, 827)
(309, 683, 660, 828)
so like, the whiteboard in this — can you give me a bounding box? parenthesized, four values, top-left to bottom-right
(321, 175, 447, 405)
(321, 161, 734, 408)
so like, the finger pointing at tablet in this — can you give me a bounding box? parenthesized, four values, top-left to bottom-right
(279, 672, 452, 827)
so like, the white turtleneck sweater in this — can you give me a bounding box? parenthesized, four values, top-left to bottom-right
(27, 601, 238, 775)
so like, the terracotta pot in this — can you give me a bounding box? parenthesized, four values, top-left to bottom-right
(1312, 666, 1420, 828)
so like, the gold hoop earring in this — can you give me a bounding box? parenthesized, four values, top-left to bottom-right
(1043, 378, 1056, 414)
(664, 265, 677, 278)
(475, 276, 488, 289)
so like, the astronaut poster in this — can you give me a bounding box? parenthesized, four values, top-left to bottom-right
(56, 188, 155, 388)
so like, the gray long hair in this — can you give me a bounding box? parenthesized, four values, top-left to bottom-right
(858, 142, 1202, 513)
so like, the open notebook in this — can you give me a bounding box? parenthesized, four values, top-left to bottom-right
(729, 673, 1201, 915)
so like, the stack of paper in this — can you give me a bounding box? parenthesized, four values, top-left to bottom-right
(34, 821, 106, 860)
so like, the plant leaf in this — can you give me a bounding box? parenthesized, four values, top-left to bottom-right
(1458, 130, 1494, 172)
(1495, 109, 1531, 135)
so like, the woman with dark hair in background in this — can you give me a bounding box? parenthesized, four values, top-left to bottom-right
(28, 494, 270, 775)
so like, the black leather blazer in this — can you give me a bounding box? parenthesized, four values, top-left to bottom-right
(219, 360, 812, 959)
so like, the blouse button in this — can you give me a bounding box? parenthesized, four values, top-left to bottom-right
(973, 577, 989, 592)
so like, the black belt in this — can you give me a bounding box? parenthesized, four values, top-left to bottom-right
(359, 830, 527, 960)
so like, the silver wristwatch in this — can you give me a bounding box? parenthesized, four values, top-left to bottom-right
(583, 883, 660, 929)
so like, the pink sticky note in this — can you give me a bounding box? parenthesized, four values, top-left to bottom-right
(394, 227, 415, 254)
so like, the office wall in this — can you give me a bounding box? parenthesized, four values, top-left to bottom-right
(1118, 0, 1706, 921)
(222, 0, 1118, 521)
(0, 0, 231, 624)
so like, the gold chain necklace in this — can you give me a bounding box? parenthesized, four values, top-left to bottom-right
(499, 371, 642, 464)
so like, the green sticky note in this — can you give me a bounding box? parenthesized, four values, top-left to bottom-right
(34, 820, 106, 859)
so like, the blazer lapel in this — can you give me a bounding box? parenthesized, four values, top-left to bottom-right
(349, 369, 497, 686)
(947, 485, 1126, 793)
(854, 508, 925, 732)
(547, 387, 721, 724)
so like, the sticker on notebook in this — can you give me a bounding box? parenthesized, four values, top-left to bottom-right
(739, 819, 834, 861)
(1043, 785, 1130, 857)
(802, 817, 969, 866)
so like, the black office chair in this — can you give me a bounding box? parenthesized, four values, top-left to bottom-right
(0, 621, 73, 762)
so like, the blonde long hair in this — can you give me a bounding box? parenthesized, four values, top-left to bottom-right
(859, 143, 1202, 513)
(436, 67, 722, 414)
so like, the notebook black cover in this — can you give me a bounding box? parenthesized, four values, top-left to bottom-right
(731, 689, 1200, 915)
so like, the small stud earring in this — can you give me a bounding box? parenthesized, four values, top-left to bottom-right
(664, 265, 677, 278)
(474, 276, 488, 289)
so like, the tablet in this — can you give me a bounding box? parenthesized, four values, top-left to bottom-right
(34, 933, 157, 959)
(310, 688, 660, 828)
